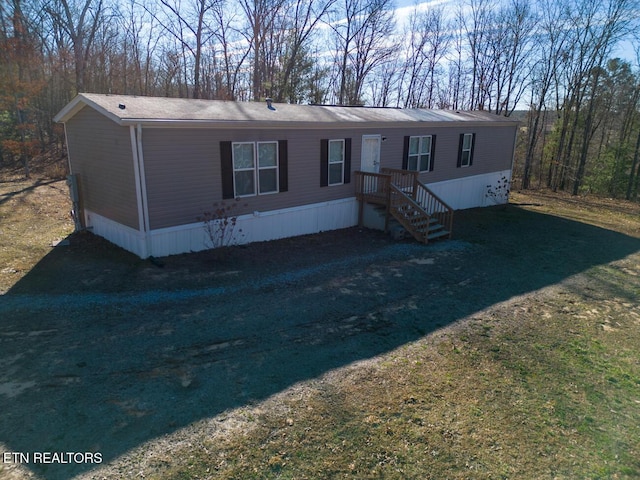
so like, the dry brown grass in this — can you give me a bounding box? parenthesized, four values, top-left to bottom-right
(80, 191, 639, 480)
(0, 175, 73, 294)
(149, 278, 640, 479)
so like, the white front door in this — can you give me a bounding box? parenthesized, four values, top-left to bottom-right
(361, 134, 381, 173)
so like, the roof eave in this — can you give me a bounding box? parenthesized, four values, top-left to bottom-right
(54, 94, 520, 128)
(122, 119, 520, 129)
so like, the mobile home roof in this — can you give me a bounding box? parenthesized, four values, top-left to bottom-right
(55, 93, 520, 128)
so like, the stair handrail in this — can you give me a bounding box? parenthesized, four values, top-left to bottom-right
(383, 167, 453, 238)
(382, 167, 453, 209)
(388, 184, 432, 243)
(413, 180, 453, 212)
(412, 181, 454, 238)
(356, 169, 454, 242)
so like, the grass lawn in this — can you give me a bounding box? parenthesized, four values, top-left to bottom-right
(1, 171, 639, 479)
(158, 280, 640, 479)
(121, 191, 640, 480)
(87, 192, 640, 479)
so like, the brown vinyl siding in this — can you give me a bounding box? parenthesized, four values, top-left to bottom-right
(142, 127, 363, 229)
(140, 124, 516, 229)
(66, 107, 139, 229)
(382, 125, 516, 183)
(141, 129, 218, 230)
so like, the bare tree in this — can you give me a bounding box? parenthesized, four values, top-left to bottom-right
(571, 0, 637, 195)
(441, 8, 469, 110)
(238, 0, 287, 100)
(520, 0, 568, 189)
(490, 0, 535, 115)
(156, 47, 183, 96)
(147, 0, 222, 98)
(207, 1, 250, 100)
(85, 14, 121, 92)
(271, 0, 336, 102)
(118, 0, 160, 95)
(460, 0, 495, 110)
(1, 0, 48, 176)
(547, 0, 636, 194)
(602, 59, 640, 197)
(329, 0, 397, 105)
(43, 0, 105, 93)
(398, 5, 449, 108)
(369, 55, 400, 106)
(627, 44, 640, 200)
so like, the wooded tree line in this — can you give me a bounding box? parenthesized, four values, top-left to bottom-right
(1, 0, 639, 199)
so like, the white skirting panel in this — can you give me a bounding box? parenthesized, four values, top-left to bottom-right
(426, 170, 512, 210)
(149, 197, 358, 257)
(84, 210, 149, 258)
(86, 198, 359, 259)
(84, 172, 510, 259)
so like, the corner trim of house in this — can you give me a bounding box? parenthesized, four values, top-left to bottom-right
(83, 210, 149, 258)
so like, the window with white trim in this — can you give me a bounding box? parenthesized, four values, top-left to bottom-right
(232, 141, 279, 197)
(257, 141, 278, 194)
(328, 139, 345, 186)
(459, 133, 474, 167)
(408, 135, 433, 172)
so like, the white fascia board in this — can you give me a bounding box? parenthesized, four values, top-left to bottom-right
(53, 97, 87, 123)
(54, 94, 125, 125)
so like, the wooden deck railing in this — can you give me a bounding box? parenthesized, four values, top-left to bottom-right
(354, 171, 390, 205)
(381, 167, 415, 192)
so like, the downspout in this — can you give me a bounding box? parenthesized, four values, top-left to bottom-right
(130, 124, 151, 257)
(137, 124, 152, 257)
(63, 123, 73, 175)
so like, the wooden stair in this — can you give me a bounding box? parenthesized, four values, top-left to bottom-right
(355, 168, 453, 244)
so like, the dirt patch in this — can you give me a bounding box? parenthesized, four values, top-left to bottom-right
(1, 175, 639, 479)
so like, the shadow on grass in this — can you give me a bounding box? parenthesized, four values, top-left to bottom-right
(0, 178, 62, 206)
(0, 204, 639, 479)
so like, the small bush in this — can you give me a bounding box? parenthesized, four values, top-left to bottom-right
(198, 200, 246, 249)
(486, 176, 511, 205)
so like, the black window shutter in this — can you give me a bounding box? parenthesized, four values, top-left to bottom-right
(430, 135, 436, 172)
(344, 138, 352, 184)
(278, 140, 288, 192)
(320, 139, 328, 187)
(469, 133, 476, 166)
(220, 141, 234, 199)
(457, 134, 464, 168)
(402, 136, 410, 170)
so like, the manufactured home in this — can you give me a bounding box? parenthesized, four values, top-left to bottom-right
(54, 93, 519, 258)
